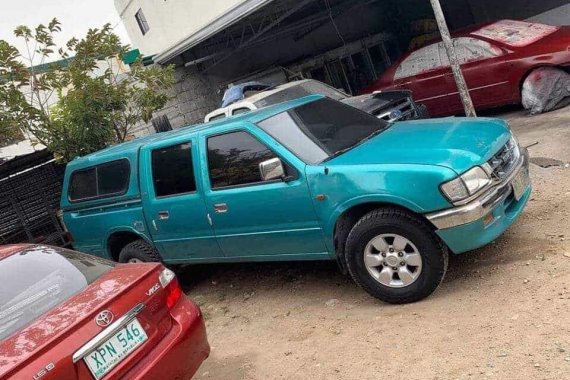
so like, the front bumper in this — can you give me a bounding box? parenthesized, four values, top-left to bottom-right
(426, 149, 531, 254)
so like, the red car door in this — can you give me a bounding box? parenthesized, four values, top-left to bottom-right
(443, 37, 514, 113)
(391, 42, 456, 117)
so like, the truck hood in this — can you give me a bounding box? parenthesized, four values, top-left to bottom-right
(326, 117, 511, 174)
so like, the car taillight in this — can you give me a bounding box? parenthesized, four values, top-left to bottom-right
(159, 268, 182, 309)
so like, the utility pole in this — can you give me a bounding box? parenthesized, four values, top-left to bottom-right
(429, 0, 477, 117)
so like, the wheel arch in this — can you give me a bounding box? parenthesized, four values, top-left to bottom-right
(518, 64, 570, 93)
(105, 228, 155, 262)
(329, 196, 436, 273)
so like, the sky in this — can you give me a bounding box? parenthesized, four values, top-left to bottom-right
(0, 0, 131, 61)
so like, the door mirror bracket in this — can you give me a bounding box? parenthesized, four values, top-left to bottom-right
(259, 158, 287, 182)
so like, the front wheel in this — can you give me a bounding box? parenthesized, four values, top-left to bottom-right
(345, 208, 448, 304)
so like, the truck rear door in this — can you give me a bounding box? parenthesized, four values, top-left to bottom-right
(139, 137, 223, 262)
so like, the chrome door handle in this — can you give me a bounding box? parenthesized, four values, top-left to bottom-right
(213, 203, 228, 214)
(158, 211, 170, 220)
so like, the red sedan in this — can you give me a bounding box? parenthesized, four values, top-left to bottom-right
(0, 244, 209, 380)
(362, 20, 570, 116)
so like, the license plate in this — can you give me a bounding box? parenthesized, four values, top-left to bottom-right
(84, 319, 148, 380)
(512, 166, 530, 201)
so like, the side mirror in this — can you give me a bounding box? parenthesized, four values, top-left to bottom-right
(259, 157, 285, 182)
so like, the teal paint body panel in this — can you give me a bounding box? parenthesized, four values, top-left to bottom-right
(138, 135, 223, 261)
(60, 94, 530, 265)
(327, 117, 511, 175)
(437, 185, 531, 253)
(62, 199, 151, 259)
(305, 164, 458, 252)
(196, 122, 328, 259)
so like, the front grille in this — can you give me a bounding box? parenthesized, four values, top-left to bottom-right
(487, 138, 520, 180)
(378, 97, 418, 122)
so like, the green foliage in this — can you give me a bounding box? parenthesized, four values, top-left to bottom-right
(0, 18, 174, 161)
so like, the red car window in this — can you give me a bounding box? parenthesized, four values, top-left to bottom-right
(0, 246, 114, 340)
(453, 37, 504, 64)
(395, 42, 449, 80)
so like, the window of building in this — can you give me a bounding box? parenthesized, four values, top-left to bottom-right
(151, 143, 196, 197)
(207, 131, 277, 189)
(69, 159, 130, 202)
(135, 9, 150, 35)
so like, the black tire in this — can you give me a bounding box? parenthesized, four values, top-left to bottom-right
(345, 208, 448, 304)
(118, 239, 162, 263)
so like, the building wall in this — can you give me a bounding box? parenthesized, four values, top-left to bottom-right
(115, 0, 250, 56)
(527, 4, 570, 26)
(133, 65, 221, 136)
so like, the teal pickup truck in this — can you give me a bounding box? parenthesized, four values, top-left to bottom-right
(61, 95, 531, 303)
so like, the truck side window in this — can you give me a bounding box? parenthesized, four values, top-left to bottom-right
(232, 107, 251, 116)
(69, 160, 130, 202)
(151, 143, 197, 197)
(207, 131, 276, 189)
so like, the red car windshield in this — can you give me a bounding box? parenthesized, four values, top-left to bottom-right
(472, 20, 559, 47)
(0, 246, 114, 340)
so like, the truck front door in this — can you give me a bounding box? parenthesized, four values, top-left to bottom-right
(140, 138, 223, 262)
(199, 126, 328, 259)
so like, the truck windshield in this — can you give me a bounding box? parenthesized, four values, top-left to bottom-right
(257, 98, 389, 164)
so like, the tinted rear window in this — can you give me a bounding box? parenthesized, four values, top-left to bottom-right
(151, 143, 197, 197)
(0, 246, 114, 340)
(69, 159, 130, 202)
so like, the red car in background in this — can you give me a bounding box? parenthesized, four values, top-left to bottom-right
(0, 244, 209, 380)
(362, 20, 570, 116)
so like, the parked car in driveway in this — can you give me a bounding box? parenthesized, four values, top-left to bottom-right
(0, 244, 209, 380)
(205, 79, 428, 123)
(362, 20, 570, 116)
(61, 95, 531, 304)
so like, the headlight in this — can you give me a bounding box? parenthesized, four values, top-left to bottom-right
(441, 166, 492, 203)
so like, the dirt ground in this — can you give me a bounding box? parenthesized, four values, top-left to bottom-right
(180, 105, 570, 380)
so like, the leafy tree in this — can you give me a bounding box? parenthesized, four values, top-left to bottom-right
(0, 19, 174, 161)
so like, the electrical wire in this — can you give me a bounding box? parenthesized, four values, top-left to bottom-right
(324, 0, 346, 46)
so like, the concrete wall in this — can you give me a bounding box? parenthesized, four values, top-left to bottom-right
(115, 0, 250, 56)
(527, 4, 570, 26)
(133, 65, 221, 137)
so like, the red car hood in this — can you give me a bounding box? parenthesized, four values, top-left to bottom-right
(0, 260, 159, 377)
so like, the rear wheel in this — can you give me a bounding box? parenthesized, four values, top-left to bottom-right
(118, 239, 161, 263)
(345, 208, 448, 304)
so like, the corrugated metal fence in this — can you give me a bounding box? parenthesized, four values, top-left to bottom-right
(0, 150, 67, 246)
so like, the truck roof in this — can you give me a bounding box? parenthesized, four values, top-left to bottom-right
(67, 94, 323, 171)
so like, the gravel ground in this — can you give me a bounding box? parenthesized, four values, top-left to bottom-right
(180, 105, 570, 380)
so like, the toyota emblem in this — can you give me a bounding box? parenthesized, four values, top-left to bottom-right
(95, 310, 114, 327)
